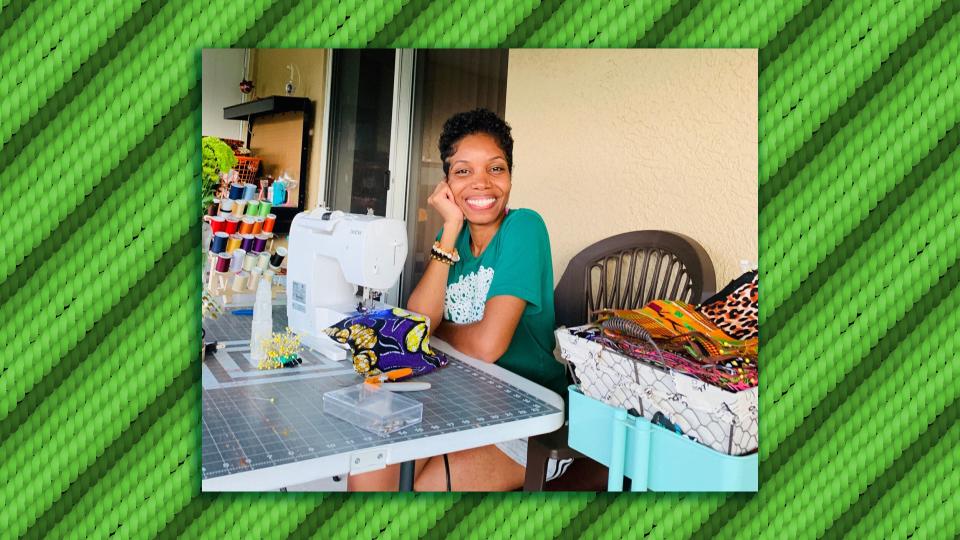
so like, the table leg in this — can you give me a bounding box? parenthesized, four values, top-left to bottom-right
(399, 460, 415, 492)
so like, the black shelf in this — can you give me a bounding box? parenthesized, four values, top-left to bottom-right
(223, 96, 311, 120)
(222, 96, 313, 233)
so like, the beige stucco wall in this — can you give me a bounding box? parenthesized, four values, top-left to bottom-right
(250, 49, 327, 211)
(505, 49, 757, 288)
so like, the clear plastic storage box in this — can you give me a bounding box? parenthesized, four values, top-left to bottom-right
(323, 383, 423, 436)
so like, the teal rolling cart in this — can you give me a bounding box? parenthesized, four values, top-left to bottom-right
(567, 387, 758, 492)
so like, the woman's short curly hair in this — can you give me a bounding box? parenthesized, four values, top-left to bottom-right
(438, 108, 514, 177)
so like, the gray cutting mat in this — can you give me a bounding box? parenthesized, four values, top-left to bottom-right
(202, 307, 562, 481)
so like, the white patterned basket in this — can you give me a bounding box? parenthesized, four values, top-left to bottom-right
(556, 326, 758, 455)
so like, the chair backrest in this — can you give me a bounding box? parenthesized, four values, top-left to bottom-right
(554, 230, 716, 328)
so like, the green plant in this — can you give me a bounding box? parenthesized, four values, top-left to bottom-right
(201, 136, 237, 214)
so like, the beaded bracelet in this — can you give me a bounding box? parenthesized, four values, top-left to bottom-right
(430, 252, 455, 266)
(431, 242, 460, 264)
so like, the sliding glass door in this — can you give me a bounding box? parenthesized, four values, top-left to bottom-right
(324, 49, 508, 307)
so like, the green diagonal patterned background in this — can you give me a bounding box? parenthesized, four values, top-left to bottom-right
(1, 0, 958, 538)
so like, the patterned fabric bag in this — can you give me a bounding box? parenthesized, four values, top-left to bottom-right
(595, 300, 758, 359)
(324, 308, 449, 378)
(698, 270, 758, 340)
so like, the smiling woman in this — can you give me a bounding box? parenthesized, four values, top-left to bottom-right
(348, 109, 567, 492)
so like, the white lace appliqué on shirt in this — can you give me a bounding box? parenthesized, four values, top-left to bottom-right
(445, 266, 495, 324)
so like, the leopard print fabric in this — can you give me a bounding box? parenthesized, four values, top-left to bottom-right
(698, 271, 758, 340)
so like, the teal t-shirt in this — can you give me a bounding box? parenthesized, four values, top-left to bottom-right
(440, 209, 567, 397)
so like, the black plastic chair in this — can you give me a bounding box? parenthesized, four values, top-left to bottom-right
(523, 230, 716, 491)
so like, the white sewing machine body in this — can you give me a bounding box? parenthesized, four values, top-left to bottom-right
(286, 209, 408, 359)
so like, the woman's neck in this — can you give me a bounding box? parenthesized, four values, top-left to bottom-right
(467, 215, 505, 257)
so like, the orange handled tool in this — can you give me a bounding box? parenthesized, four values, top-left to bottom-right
(364, 368, 413, 386)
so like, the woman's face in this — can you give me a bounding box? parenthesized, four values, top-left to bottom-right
(445, 133, 511, 226)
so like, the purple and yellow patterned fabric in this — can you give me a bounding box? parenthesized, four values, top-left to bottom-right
(323, 308, 448, 378)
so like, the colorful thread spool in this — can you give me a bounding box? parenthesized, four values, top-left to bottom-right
(224, 217, 240, 234)
(256, 251, 271, 271)
(225, 234, 242, 253)
(220, 198, 234, 213)
(239, 217, 255, 235)
(232, 272, 248, 292)
(243, 183, 257, 201)
(248, 267, 263, 291)
(245, 200, 260, 216)
(230, 249, 246, 272)
(215, 252, 231, 273)
(257, 201, 272, 218)
(263, 214, 276, 233)
(270, 247, 287, 269)
(252, 234, 269, 253)
(232, 200, 246, 217)
(251, 217, 264, 235)
(229, 183, 245, 200)
(242, 251, 257, 272)
(210, 232, 229, 254)
(209, 215, 226, 234)
(208, 200, 219, 217)
(240, 234, 255, 252)
(272, 181, 286, 206)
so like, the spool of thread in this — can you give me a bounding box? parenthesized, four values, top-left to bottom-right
(209, 215, 226, 234)
(220, 198, 234, 213)
(263, 214, 276, 233)
(251, 217, 264, 235)
(208, 200, 219, 217)
(207, 265, 218, 291)
(210, 232, 229, 254)
(252, 234, 269, 253)
(232, 200, 246, 217)
(272, 181, 286, 206)
(257, 201, 272, 218)
(224, 217, 240, 234)
(243, 251, 257, 271)
(232, 272, 248, 292)
(248, 267, 263, 291)
(243, 183, 257, 201)
(229, 183, 245, 200)
(215, 252, 231, 272)
(270, 247, 287, 268)
(256, 251, 271, 270)
(230, 249, 246, 272)
(239, 217, 255, 235)
(240, 234, 255, 252)
(246, 200, 260, 216)
(264, 269, 276, 281)
(225, 234, 242, 253)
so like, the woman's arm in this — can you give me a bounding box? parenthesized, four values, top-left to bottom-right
(406, 182, 463, 333)
(434, 295, 526, 362)
(406, 224, 460, 333)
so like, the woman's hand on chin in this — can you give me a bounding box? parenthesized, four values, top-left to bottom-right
(428, 181, 464, 230)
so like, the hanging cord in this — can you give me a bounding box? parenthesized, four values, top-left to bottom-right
(443, 454, 452, 492)
(599, 317, 664, 384)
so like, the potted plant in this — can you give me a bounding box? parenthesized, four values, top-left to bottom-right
(201, 136, 238, 215)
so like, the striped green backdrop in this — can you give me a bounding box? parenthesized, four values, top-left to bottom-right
(1, 0, 957, 538)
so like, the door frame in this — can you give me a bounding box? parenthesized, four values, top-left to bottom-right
(384, 49, 416, 305)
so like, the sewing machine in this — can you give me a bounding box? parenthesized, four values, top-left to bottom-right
(286, 209, 408, 360)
